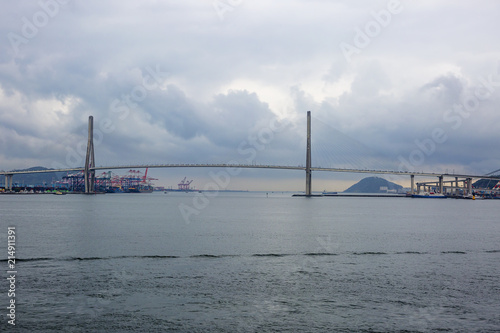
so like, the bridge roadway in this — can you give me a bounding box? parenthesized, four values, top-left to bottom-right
(2, 163, 500, 180)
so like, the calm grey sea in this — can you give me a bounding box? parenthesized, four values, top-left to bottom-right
(0, 192, 499, 332)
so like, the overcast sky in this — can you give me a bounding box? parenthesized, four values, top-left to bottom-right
(1, 0, 500, 191)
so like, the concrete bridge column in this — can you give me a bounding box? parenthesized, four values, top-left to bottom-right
(439, 175, 443, 194)
(84, 116, 95, 194)
(305, 111, 312, 196)
(4, 174, 13, 191)
(455, 177, 459, 196)
(410, 175, 415, 194)
(467, 178, 472, 196)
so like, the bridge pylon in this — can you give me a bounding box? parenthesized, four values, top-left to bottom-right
(305, 111, 312, 196)
(84, 116, 95, 194)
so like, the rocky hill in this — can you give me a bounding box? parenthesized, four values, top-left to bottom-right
(0, 166, 65, 186)
(473, 176, 500, 189)
(344, 177, 403, 193)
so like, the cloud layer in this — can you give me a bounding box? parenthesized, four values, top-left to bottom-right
(1, 0, 500, 190)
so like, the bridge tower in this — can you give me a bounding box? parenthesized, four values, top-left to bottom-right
(84, 116, 95, 194)
(305, 111, 312, 196)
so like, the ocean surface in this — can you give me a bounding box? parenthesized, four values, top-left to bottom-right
(0, 192, 499, 332)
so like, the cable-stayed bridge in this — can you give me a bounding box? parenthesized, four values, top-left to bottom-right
(1, 112, 499, 195)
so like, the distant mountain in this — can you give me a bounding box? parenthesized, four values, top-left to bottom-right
(0, 166, 65, 186)
(344, 177, 403, 193)
(473, 176, 500, 189)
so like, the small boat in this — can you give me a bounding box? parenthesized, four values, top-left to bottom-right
(322, 191, 338, 195)
(412, 192, 446, 198)
(53, 191, 66, 195)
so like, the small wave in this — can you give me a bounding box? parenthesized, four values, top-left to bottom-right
(352, 252, 387, 255)
(252, 253, 287, 257)
(0, 257, 53, 262)
(72, 255, 181, 261)
(441, 251, 467, 254)
(304, 252, 338, 256)
(296, 270, 312, 275)
(395, 251, 427, 255)
(72, 257, 105, 261)
(484, 250, 500, 253)
(2, 255, 181, 262)
(190, 254, 226, 258)
(139, 255, 179, 259)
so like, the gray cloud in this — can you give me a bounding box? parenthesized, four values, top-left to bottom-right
(142, 85, 206, 140)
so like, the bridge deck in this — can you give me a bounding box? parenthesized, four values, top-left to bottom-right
(1, 164, 500, 180)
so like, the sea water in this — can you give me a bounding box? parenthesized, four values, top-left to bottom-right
(0, 192, 499, 332)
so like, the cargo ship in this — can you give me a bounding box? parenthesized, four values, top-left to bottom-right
(411, 192, 446, 198)
(127, 185, 154, 193)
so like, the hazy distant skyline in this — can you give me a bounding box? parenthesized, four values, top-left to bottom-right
(1, 1, 500, 191)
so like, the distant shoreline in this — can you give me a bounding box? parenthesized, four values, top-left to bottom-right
(293, 193, 407, 197)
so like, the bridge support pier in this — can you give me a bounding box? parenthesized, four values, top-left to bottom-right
(84, 116, 95, 194)
(410, 175, 414, 194)
(4, 174, 13, 191)
(466, 177, 472, 196)
(438, 175, 443, 194)
(305, 111, 312, 196)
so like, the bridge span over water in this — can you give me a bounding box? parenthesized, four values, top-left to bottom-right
(2, 112, 499, 195)
(2, 163, 498, 179)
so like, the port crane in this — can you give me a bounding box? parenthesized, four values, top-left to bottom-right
(178, 177, 193, 190)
